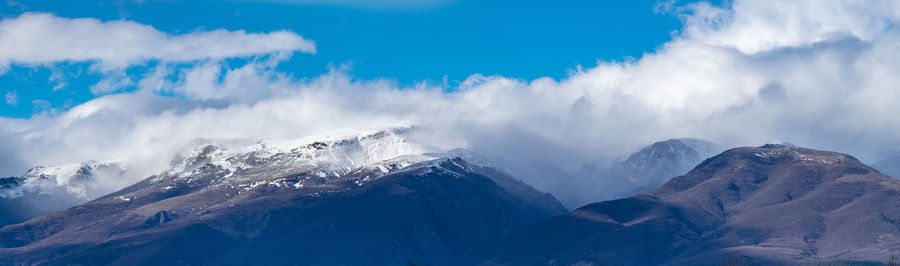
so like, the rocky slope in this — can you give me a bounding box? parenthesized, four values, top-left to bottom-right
(0, 129, 565, 265)
(474, 144, 900, 265)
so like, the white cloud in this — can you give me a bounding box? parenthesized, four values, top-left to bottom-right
(0, 12, 315, 95)
(0, 12, 316, 70)
(677, 0, 900, 54)
(2, 0, 900, 206)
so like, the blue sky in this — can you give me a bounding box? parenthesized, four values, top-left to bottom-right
(0, 0, 688, 118)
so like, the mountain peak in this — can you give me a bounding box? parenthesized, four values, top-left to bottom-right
(580, 137, 724, 203)
(759, 143, 791, 149)
(620, 138, 723, 176)
(655, 145, 885, 200)
(157, 127, 431, 186)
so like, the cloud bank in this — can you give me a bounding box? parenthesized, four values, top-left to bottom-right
(2, 0, 900, 206)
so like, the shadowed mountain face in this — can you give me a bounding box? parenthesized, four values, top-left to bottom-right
(0, 133, 565, 265)
(0, 192, 81, 229)
(474, 145, 900, 265)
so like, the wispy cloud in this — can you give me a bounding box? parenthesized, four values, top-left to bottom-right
(3, 90, 16, 106)
(4, 0, 26, 10)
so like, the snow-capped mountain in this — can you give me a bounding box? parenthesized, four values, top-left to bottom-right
(0, 128, 434, 226)
(0, 128, 566, 265)
(0, 160, 126, 199)
(0, 161, 128, 226)
(584, 138, 724, 200)
(146, 127, 435, 191)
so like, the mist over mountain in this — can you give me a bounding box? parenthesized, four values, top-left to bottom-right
(579, 138, 724, 202)
(0, 132, 722, 223)
(431, 138, 723, 209)
(0, 175, 77, 227)
(473, 145, 900, 265)
(874, 151, 900, 179)
(0, 161, 129, 227)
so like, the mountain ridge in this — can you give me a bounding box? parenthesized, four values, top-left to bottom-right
(0, 130, 566, 265)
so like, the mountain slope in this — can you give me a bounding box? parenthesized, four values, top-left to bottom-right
(0, 130, 565, 265)
(475, 144, 900, 265)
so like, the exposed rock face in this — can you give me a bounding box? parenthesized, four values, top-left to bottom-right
(142, 211, 176, 228)
(474, 145, 900, 265)
(0, 130, 565, 265)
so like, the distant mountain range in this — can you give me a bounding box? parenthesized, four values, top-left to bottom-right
(2, 132, 899, 265)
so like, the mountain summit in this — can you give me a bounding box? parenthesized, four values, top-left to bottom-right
(475, 144, 900, 265)
(603, 138, 723, 195)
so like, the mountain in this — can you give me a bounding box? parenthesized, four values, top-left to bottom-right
(583, 138, 724, 201)
(0, 161, 126, 227)
(0, 129, 566, 265)
(473, 144, 900, 265)
(873, 151, 900, 178)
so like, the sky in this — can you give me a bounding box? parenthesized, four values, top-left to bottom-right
(0, 0, 685, 118)
(2, 0, 900, 206)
